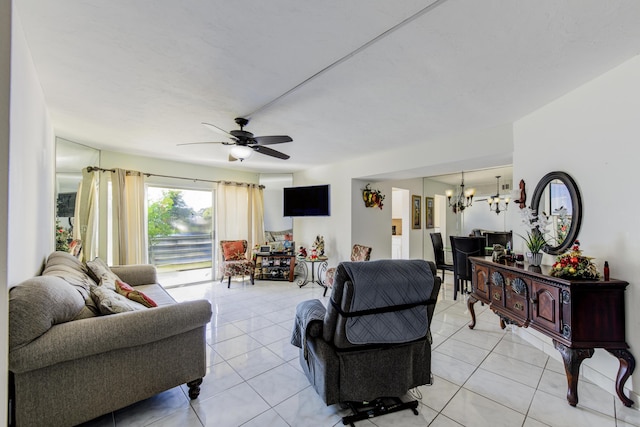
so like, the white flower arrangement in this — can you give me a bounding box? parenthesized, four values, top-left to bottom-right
(519, 207, 552, 254)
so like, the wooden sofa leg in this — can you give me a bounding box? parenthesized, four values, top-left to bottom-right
(187, 378, 203, 399)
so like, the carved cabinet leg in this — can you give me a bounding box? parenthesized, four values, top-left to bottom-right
(553, 340, 594, 407)
(467, 295, 478, 329)
(606, 348, 636, 407)
(187, 378, 203, 399)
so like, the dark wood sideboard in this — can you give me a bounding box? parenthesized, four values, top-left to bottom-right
(468, 256, 635, 407)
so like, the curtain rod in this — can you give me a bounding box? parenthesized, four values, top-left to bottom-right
(85, 166, 265, 189)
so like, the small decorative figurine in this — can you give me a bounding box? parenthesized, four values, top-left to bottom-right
(297, 246, 307, 259)
(312, 235, 325, 256)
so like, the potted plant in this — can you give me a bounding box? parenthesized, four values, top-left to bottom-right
(518, 208, 551, 266)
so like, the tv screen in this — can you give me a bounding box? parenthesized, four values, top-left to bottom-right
(283, 185, 330, 217)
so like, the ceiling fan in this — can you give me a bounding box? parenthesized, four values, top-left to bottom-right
(178, 117, 292, 162)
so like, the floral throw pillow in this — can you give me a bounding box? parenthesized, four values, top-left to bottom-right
(222, 240, 247, 261)
(115, 280, 157, 308)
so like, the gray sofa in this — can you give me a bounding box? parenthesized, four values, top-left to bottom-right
(8, 251, 212, 427)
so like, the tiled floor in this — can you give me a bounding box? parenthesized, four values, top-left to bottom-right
(80, 274, 640, 427)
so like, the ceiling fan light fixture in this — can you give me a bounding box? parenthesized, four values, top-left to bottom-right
(229, 145, 253, 161)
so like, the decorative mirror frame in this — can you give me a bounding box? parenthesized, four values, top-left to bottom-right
(530, 171, 582, 255)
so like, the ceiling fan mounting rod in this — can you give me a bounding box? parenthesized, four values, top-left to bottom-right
(234, 117, 249, 129)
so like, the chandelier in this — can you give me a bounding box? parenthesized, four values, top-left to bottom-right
(488, 175, 510, 214)
(446, 171, 475, 213)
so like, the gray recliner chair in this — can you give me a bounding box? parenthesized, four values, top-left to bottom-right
(291, 259, 441, 425)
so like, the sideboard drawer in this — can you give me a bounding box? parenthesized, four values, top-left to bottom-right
(503, 274, 529, 326)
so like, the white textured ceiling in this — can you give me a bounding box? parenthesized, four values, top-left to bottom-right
(14, 0, 640, 185)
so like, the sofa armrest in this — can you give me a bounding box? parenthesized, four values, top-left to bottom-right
(9, 299, 212, 373)
(110, 264, 158, 286)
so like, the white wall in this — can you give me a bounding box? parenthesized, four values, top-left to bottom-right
(8, 13, 55, 281)
(293, 124, 513, 269)
(513, 54, 640, 403)
(260, 173, 293, 233)
(4, 9, 56, 424)
(351, 179, 392, 260)
(0, 0, 10, 422)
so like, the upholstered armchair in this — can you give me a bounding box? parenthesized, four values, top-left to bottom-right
(319, 244, 371, 296)
(219, 240, 255, 288)
(292, 259, 441, 424)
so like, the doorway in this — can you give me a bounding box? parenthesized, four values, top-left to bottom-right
(391, 188, 410, 259)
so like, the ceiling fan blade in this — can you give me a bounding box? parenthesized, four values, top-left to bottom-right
(252, 145, 290, 160)
(177, 141, 232, 146)
(252, 135, 293, 145)
(202, 122, 232, 137)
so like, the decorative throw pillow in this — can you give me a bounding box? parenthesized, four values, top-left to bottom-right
(115, 280, 157, 308)
(90, 284, 147, 315)
(42, 251, 97, 300)
(9, 276, 85, 350)
(222, 240, 246, 261)
(86, 257, 120, 290)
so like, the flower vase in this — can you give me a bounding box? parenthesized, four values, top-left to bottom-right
(527, 252, 543, 267)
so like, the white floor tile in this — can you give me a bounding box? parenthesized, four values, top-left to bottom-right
(273, 386, 344, 426)
(480, 351, 544, 388)
(191, 383, 270, 427)
(247, 363, 311, 406)
(113, 387, 190, 426)
(227, 346, 286, 380)
(239, 409, 289, 427)
(431, 350, 477, 386)
(416, 375, 460, 412)
(434, 337, 491, 366)
(211, 334, 264, 360)
(442, 388, 526, 427)
(78, 278, 632, 427)
(528, 389, 616, 427)
(463, 368, 536, 414)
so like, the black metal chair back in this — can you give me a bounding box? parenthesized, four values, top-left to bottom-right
(449, 236, 486, 300)
(430, 232, 454, 282)
(430, 232, 445, 265)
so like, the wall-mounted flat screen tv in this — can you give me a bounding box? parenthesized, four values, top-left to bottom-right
(283, 185, 330, 217)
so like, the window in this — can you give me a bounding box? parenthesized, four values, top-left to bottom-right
(147, 186, 214, 286)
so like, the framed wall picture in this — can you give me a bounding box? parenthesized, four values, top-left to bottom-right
(425, 196, 434, 229)
(411, 195, 421, 229)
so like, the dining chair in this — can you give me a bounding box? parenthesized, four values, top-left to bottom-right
(449, 236, 486, 300)
(320, 244, 372, 297)
(430, 232, 454, 282)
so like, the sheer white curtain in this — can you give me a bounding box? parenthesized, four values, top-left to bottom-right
(75, 168, 99, 262)
(217, 181, 265, 252)
(111, 168, 147, 265)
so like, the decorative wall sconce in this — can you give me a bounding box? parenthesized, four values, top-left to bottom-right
(514, 179, 527, 209)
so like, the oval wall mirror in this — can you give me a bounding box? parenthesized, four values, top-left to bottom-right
(530, 171, 582, 255)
